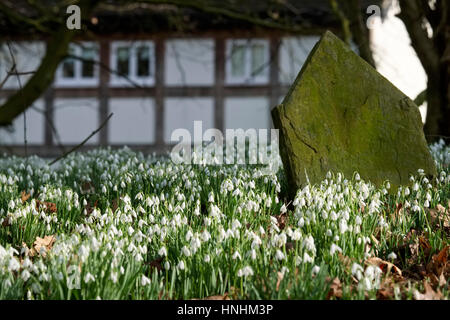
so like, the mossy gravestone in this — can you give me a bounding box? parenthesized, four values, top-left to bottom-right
(272, 31, 436, 195)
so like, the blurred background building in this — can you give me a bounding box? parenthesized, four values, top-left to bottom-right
(0, 0, 427, 157)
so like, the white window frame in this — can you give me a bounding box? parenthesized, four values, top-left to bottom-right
(225, 39, 269, 85)
(110, 41, 155, 87)
(55, 42, 99, 87)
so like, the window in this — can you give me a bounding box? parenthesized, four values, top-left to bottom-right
(226, 39, 269, 85)
(55, 42, 99, 87)
(110, 41, 155, 87)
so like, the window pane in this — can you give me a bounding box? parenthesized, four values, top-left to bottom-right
(62, 46, 75, 78)
(81, 47, 96, 78)
(116, 47, 130, 76)
(62, 60, 75, 78)
(251, 44, 265, 77)
(231, 44, 246, 77)
(136, 46, 150, 77)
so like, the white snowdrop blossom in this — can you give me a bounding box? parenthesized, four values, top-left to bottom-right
(237, 266, 254, 277)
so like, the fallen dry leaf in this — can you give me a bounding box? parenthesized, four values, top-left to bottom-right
(413, 281, 443, 300)
(33, 235, 56, 257)
(21, 191, 31, 203)
(427, 205, 450, 228)
(276, 271, 284, 292)
(326, 277, 343, 299)
(35, 200, 57, 213)
(366, 257, 402, 277)
(203, 293, 230, 300)
(376, 278, 396, 300)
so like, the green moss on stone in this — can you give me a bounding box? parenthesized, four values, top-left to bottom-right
(272, 31, 437, 196)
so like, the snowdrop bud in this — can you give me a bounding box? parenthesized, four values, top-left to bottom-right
(387, 252, 397, 260)
(311, 265, 321, 275)
(164, 261, 170, 270)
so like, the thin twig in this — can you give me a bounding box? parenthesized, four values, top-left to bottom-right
(7, 70, 36, 76)
(0, 64, 16, 89)
(48, 113, 114, 166)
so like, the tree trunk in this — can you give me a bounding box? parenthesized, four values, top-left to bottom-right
(0, 28, 74, 125)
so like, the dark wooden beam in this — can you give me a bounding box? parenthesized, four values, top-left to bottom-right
(44, 87, 54, 146)
(99, 40, 110, 145)
(155, 37, 165, 147)
(214, 37, 225, 132)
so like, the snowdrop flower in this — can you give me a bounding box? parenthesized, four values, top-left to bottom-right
(141, 275, 151, 286)
(298, 217, 305, 228)
(232, 251, 242, 260)
(232, 219, 241, 230)
(204, 255, 211, 263)
(201, 230, 211, 242)
(302, 235, 316, 253)
(326, 229, 333, 237)
(237, 266, 254, 277)
(8, 257, 20, 272)
(330, 243, 343, 255)
(339, 219, 348, 234)
(275, 249, 285, 261)
(330, 211, 338, 221)
(84, 273, 95, 284)
(177, 260, 185, 270)
(181, 246, 191, 257)
(404, 187, 410, 196)
(291, 229, 302, 241)
(355, 215, 362, 225)
(21, 269, 31, 282)
(351, 263, 364, 280)
(164, 261, 170, 270)
(158, 247, 167, 257)
(303, 252, 314, 264)
(111, 272, 118, 283)
(311, 265, 321, 276)
(387, 252, 397, 260)
(280, 204, 287, 214)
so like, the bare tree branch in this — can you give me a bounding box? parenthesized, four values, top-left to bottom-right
(397, 0, 440, 76)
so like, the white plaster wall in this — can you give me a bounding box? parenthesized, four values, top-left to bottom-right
(0, 99, 45, 145)
(164, 98, 214, 143)
(279, 36, 320, 85)
(225, 97, 270, 130)
(0, 42, 46, 89)
(53, 98, 99, 144)
(108, 98, 156, 144)
(165, 39, 215, 86)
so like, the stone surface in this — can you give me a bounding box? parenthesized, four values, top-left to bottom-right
(272, 31, 437, 194)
